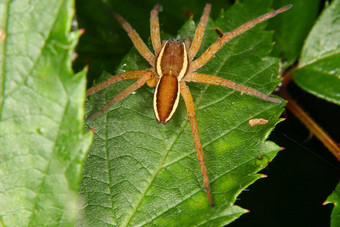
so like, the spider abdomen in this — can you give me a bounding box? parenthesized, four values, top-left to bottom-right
(154, 75, 180, 124)
(154, 40, 189, 124)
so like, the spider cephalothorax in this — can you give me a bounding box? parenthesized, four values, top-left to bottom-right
(87, 3, 291, 206)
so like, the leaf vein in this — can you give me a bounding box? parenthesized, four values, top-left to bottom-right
(105, 113, 118, 226)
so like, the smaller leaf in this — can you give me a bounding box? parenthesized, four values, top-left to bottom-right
(293, 0, 340, 105)
(324, 181, 340, 227)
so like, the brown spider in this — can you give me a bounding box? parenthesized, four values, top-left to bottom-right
(87, 3, 291, 206)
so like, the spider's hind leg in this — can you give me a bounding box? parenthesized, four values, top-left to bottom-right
(184, 72, 282, 103)
(180, 81, 214, 207)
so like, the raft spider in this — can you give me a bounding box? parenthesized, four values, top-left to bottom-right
(87, 3, 291, 206)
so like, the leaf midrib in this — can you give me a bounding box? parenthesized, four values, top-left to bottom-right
(299, 50, 340, 69)
(105, 113, 118, 226)
(1, 1, 68, 104)
(23, 0, 69, 224)
(124, 125, 171, 227)
(27, 99, 70, 225)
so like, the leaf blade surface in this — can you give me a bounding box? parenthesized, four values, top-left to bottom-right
(81, 0, 285, 226)
(0, 0, 92, 226)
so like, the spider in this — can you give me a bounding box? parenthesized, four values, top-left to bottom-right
(87, 3, 291, 206)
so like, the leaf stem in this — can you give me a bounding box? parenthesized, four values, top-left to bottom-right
(278, 66, 340, 161)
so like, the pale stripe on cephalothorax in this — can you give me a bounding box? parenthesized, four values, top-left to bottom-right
(155, 40, 188, 79)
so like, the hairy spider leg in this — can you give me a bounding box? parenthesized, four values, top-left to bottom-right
(87, 71, 154, 120)
(184, 37, 191, 52)
(188, 3, 211, 61)
(190, 5, 292, 72)
(184, 73, 282, 103)
(180, 81, 214, 206)
(87, 70, 148, 96)
(150, 4, 162, 55)
(113, 12, 155, 66)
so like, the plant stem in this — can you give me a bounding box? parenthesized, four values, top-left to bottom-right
(278, 66, 340, 161)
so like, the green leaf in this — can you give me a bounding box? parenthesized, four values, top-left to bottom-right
(325, 181, 340, 227)
(0, 0, 92, 226)
(268, 0, 321, 65)
(293, 0, 340, 105)
(81, 0, 285, 226)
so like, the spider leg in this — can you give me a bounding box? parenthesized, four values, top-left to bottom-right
(185, 37, 191, 52)
(180, 81, 214, 207)
(87, 70, 148, 96)
(184, 73, 281, 103)
(87, 70, 154, 120)
(188, 3, 211, 61)
(150, 4, 162, 55)
(113, 12, 155, 66)
(190, 5, 292, 71)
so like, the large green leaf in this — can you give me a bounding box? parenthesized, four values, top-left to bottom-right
(80, 0, 285, 226)
(0, 0, 92, 226)
(325, 181, 340, 227)
(293, 0, 340, 105)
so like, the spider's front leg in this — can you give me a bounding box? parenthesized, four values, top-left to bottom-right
(87, 70, 156, 120)
(87, 70, 148, 96)
(188, 3, 211, 61)
(150, 4, 162, 55)
(180, 81, 214, 207)
(113, 11, 155, 66)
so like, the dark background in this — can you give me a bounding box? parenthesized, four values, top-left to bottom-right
(230, 82, 340, 226)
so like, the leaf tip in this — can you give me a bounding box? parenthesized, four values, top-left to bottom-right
(79, 28, 86, 35)
(183, 8, 194, 19)
(322, 200, 333, 206)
